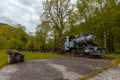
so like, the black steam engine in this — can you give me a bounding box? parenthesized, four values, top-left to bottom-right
(64, 33, 105, 55)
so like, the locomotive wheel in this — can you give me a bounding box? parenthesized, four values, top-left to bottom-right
(80, 50, 84, 56)
(71, 49, 76, 57)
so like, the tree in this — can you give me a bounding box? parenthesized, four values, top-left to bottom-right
(7, 39, 23, 49)
(76, 0, 96, 31)
(25, 36, 34, 50)
(35, 18, 50, 50)
(66, 0, 120, 52)
(42, 0, 73, 49)
(94, 0, 117, 49)
(0, 23, 28, 50)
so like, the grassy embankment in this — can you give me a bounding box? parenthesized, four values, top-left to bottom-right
(0, 50, 64, 69)
(0, 50, 8, 69)
(77, 53, 120, 80)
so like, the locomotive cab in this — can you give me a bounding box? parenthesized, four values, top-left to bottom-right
(64, 36, 75, 51)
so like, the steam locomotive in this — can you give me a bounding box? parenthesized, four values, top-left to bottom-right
(64, 33, 105, 55)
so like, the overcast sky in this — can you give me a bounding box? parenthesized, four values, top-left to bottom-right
(0, 0, 43, 33)
(0, 0, 77, 33)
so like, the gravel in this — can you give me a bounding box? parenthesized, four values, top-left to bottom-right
(0, 57, 111, 80)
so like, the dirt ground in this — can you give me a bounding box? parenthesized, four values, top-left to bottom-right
(0, 57, 111, 80)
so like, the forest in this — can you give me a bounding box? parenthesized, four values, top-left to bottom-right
(0, 0, 120, 53)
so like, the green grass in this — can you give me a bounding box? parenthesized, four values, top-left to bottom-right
(102, 53, 120, 59)
(0, 50, 64, 69)
(23, 51, 64, 60)
(0, 50, 8, 69)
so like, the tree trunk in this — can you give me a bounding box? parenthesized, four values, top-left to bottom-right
(54, 30, 57, 50)
(59, 30, 63, 50)
(103, 25, 107, 49)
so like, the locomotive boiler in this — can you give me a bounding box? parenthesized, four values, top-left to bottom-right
(64, 33, 105, 55)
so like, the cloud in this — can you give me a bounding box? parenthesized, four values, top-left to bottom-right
(0, 0, 43, 33)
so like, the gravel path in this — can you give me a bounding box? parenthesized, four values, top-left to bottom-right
(0, 57, 110, 80)
(88, 64, 120, 80)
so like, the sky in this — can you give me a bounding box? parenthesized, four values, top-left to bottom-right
(0, 0, 44, 33)
(0, 0, 76, 33)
